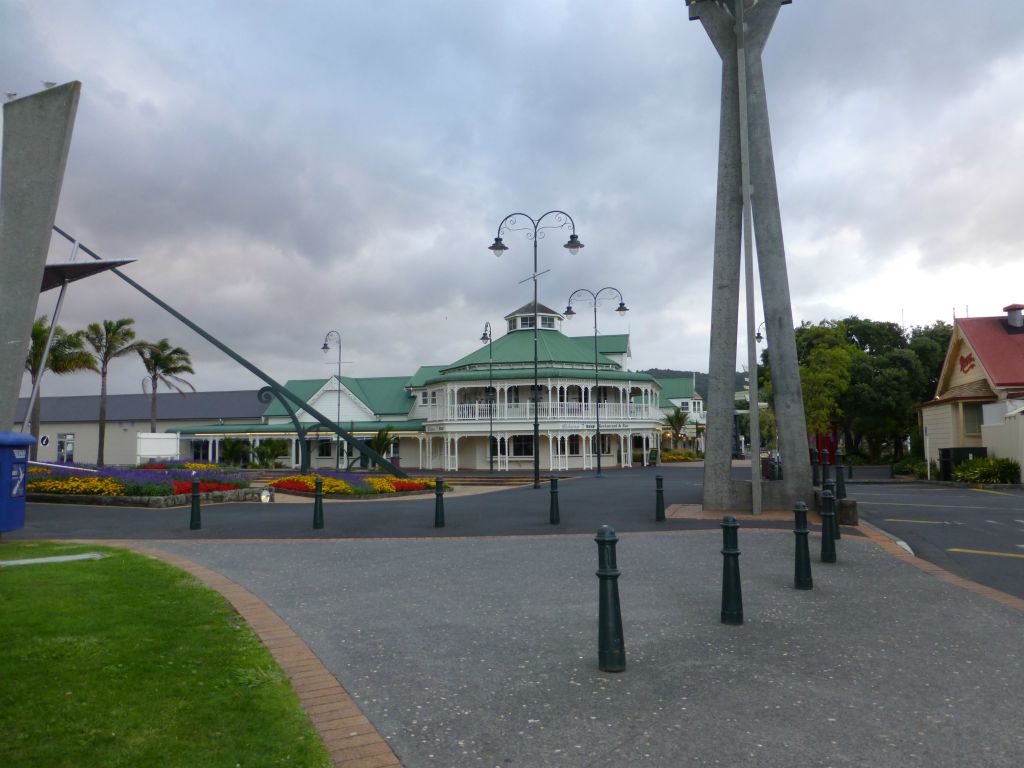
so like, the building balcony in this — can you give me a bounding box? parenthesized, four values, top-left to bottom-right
(429, 402, 656, 423)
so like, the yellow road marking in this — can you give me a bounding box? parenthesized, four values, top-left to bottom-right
(947, 548, 1024, 560)
(970, 488, 1015, 497)
(883, 518, 948, 525)
(860, 501, 1024, 511)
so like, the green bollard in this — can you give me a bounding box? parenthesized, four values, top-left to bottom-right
(549, 476, 560, 525)
(595, 525, 625, 672)
(434, 476, 445, 528)
(835, 451, 847, 500)
(820, 490, 837, 563)
(312, 476, 324, 530)
(811, 448, 820, 487)
(824, 479, 840, 539)
(720, 516, 743, 625)
(655, 475, 665, 522)
(189, 474, 201, 530)
(793, 502, 813, 590)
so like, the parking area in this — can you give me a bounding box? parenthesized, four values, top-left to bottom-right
(854, 483, 1024, 599)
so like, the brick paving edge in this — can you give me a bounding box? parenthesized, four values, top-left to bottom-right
(113, 542, 404, 768)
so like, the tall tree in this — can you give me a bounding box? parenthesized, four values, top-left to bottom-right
(23, 316, 97, 460)
(83, 318, 150, 466)
(138, 338, 195, 432)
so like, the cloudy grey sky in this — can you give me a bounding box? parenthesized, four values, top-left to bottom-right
(6, 0, 1024, 399)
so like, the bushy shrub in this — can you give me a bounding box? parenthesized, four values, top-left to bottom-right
(122, 481, 174, 497)
(952, 457, 1021, 484)
(892, 457, 927, 478)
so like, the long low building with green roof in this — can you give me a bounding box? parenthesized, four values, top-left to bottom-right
(177, 302, 665, 471)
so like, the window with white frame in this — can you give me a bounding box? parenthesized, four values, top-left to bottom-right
(507, 318, 517, 332)
(421, 391, 428, 405)
(430, 390, 437, 405)
(541, 316, 555, 329)
(520, 316, 535, 329)
(568, 434, 581, 455)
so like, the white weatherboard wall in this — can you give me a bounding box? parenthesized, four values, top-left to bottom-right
(137, 433, 180, 463)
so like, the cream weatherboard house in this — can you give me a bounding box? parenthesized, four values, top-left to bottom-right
(172, 302, 664, 472)
(919, 304, 1024, 467)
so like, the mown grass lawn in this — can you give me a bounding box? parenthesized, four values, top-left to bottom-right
(0, 541, 331, 768)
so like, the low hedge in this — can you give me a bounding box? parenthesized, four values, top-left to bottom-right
(952, 457, 1021, 484)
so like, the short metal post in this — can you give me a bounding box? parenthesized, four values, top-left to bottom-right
(835, 451, 847, 499)
(434, 476, 445, 528)
(793, 502, 813, 590)
(811, 448, 820, 486)
(189, 474, 201, 530)
(824, 479, 840, 539)
(820, 490, 837, 564)
(312, 476, 324, 530)
(549, 476, 560, 525)
(595, 525, 625, 672)
(820, 448, 830, 485)
(720, 516, 743, 625)
(655, 474, 665, 522)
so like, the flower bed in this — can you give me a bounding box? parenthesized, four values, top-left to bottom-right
(27, 464, 249, 499)
(268, 473, 436, 496)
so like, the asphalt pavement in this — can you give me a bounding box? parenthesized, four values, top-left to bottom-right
(855, 482, 1024, 599)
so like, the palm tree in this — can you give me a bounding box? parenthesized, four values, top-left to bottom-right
(661, 407, 689, 450)
(82, 318, 150, 466)
(23, 316, 97, 460)
(138, 338, 195, 432)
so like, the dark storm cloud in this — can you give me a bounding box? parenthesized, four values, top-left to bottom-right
(6, 0, 1024, 397)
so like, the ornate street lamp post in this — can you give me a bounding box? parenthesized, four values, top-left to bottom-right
(321, 330, 342, 471)
(480, 322, 494, 473)
(489, 211, 583, 488)
(564, 287, 628, 478)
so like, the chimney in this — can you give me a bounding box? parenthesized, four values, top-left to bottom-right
(1005, 304, 1024, 328)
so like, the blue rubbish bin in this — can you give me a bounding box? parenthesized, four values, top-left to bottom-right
(0, 432, 35, 533)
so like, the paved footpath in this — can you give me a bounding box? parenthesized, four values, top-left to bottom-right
(12, 467, 1024, 767)
(145, 530, 1022, 768)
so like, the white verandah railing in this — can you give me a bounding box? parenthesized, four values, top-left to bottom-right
(442, 402, 653, 422)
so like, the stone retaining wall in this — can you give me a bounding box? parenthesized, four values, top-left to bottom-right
(28, 488, 264, 508)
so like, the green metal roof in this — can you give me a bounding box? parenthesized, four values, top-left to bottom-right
(261, 379, 325, 417)
(262, 376, 414, 418)
(338, 376, 415, 415)
(593, 334, 629, 355)
(442, 329, 617, 372)
(652, 375, 699, 409)
(405, 365, 445, 388)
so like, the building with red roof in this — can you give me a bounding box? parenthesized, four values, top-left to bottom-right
(919, 304, 1024, 467)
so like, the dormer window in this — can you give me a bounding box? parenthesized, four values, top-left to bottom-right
(520, 316, 535, 329)
(541, 316, 555, 329)
(507, 318, 517, 332)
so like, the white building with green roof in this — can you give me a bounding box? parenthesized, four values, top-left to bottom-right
(177, 302, 664, 471)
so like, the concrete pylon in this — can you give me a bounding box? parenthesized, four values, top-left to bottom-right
(688, 0, 811, 511)
(0, 82, 80, 430)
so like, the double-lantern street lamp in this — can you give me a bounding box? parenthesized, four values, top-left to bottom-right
(321, 330, 342, 470)
(489, 211, 584, 489)
(480, 322, 495, 473)
(564, 287, 628, 478)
